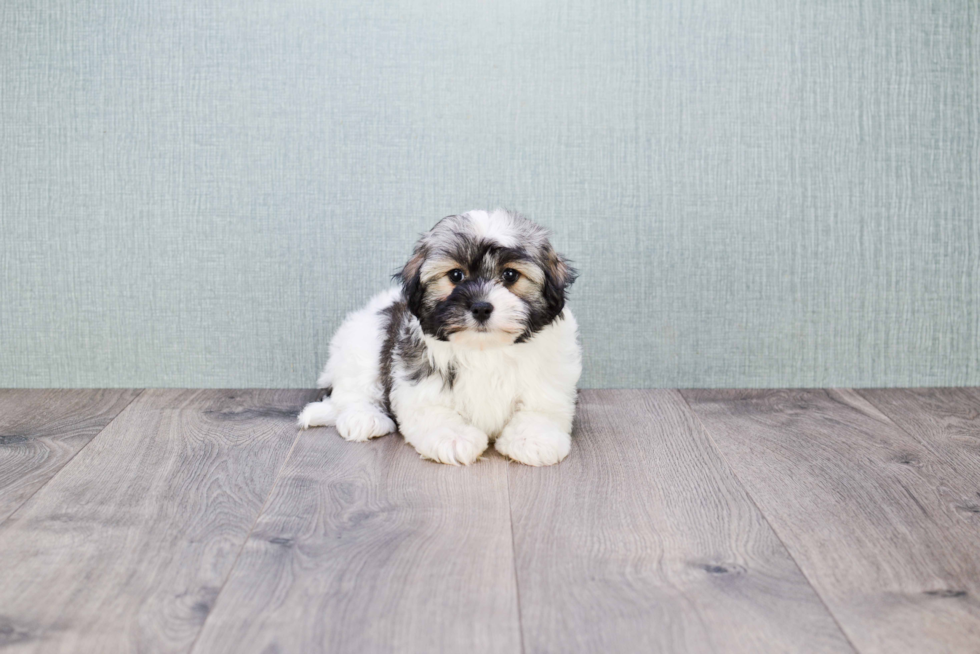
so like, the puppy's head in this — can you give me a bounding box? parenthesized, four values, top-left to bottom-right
(397, 209, 576, 348)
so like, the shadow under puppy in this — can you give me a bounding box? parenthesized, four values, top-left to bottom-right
(298, 209, 581, 466)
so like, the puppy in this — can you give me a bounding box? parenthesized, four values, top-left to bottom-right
(297, 209, 581, 466)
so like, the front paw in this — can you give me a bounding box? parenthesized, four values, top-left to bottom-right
(495, 417, 571, 466)
(415, 425, 489, 466)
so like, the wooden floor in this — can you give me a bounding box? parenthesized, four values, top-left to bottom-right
(1, 389, 978, 653)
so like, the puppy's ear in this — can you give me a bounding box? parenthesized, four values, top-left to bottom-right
(397, 247, 427, 317)
(542, 248, 577, 320)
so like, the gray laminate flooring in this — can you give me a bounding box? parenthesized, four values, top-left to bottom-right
(0, 388, 977, 653)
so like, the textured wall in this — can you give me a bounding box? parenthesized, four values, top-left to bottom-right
(1, 0, 978, 388)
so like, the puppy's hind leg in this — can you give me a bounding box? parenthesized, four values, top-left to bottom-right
(297, 397, 395, 442)
(303, 287, 402, 439)
(297, 399, 337, 430)
(335, 402, 396, 442)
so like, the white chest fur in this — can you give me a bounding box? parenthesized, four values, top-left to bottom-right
(420, 310, 581, 438)
(444, 346, 524, 437)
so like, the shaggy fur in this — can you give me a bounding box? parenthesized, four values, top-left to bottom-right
(297, 209, 582, 466)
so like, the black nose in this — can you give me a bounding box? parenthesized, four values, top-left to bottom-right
(470, 301, 494, 323)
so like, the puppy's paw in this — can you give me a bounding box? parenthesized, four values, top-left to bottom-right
(495, 416, 571, 466)
(297, 400, 337, 429)
(416, 425, 489, 466)
(336, 404, 396, 442)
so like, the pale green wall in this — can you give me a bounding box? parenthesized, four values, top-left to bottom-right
(1, 0, 978, 388)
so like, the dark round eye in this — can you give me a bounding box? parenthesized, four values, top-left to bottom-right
(502, 268, 520, 284)
(448, 269, 465, 283)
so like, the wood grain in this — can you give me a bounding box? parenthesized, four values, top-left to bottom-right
(858, 388, 980, 498)
(682, 388, 980, 654)
(507, 389, 853, 654)
(0, 389, 141, 524)
(0, 389, 314, 654)
(191, 427, 521, 654)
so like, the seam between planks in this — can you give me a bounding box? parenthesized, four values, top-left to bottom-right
(674, 389, 863, 654)
(504, 462, 527, 654)
(185, 420, 308, 654)
(0, 388, 146, 530)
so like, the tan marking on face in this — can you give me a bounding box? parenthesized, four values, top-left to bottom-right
(504, 261, 545, 286)
(506, 278, 536, 302)
(429, 276, 455, 302)
(421, 255, 465, 302)
(500, 262, 546, 304)
(420, 255, 463, 282)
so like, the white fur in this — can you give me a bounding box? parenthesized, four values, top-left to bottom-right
(464, 209, 521, 249)
(300, 288, 581, 466)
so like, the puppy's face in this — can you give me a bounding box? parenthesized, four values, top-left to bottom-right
(399, 210, 576, 348)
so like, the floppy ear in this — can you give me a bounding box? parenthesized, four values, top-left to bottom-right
(397, 247, 427, 317)
(542, 249, 577, 320)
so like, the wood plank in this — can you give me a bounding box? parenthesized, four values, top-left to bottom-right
(508, 389, 853, 654)
(0, 389, 141, 523)
(858, 388, 980, 498)
(191, 426, 521, 654)
(0, 388, 314, 654)
(682, 389, 980, 654)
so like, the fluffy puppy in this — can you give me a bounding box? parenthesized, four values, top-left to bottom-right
(297, 209, 581, 466)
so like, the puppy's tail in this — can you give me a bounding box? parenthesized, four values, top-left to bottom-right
(297, 399, 337, 430)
